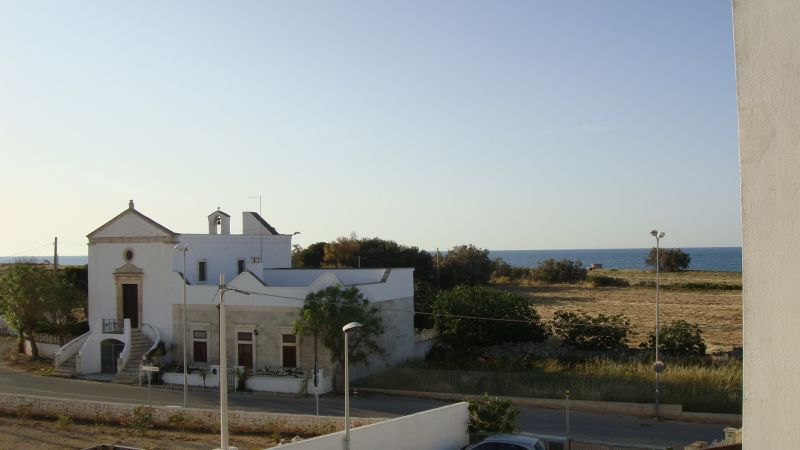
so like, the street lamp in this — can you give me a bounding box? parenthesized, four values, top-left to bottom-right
(342, 321, 363, 450)
(218, 277, 250, 450)
(650, 229, 666, 419)
(174, 243, 189, 409)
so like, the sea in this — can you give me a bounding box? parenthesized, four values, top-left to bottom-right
(488, 247, 742, 272)
(3, 247, 742, 272)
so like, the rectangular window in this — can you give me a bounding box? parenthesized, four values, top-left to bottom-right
(198, 260, 207, 282)
(237, 332, 252, 341)
(193, 330, 207, 339)
(237, 259, 245, 274)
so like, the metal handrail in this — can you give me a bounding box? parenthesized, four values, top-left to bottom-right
(102, 318, 124, 334)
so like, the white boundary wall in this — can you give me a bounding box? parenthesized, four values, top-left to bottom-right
(276, 402, 469, 450)
(733, 1, 800, 447)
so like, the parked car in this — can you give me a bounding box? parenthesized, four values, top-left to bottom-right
(464, 434, 547, 450)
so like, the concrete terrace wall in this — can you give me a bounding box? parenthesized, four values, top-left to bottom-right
(0, 393, 383, 435)
(733, 1, 800, 448)
(276, 402, 469, 450)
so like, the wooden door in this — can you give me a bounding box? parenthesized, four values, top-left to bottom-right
(122, 284, 138, 328)
(237, 343, 253, 371)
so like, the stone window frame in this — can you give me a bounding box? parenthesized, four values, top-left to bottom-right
(279, 326, 299, 369)
(189, 323, 210, 364)
(234, 325, 257, 370)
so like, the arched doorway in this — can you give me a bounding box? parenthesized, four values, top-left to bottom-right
(101, 339, 125, 374)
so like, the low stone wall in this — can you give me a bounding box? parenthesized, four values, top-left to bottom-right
(0, 392, 385, 435)
(23, 340, 60, 360)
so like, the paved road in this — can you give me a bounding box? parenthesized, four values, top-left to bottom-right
(0, 338, 730, 448)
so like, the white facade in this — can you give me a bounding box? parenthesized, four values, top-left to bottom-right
(64, 201, 417, 391)
(733, 1, 800, 447)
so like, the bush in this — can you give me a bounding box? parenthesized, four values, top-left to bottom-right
(551, 310, 633, 351)
(531, 259, 587, 284)
(122, 405, 153, 435)
(468, 393, 519, 433)
(642, 320, 706, 356)
(586, 274, 629, 287)
(433, 285, 547, 350)
(645, 248, 691, 272)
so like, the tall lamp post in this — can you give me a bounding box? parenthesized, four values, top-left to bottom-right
(174, 243, 189, 409)
(342, 322, 363, 450)
(650, 230, 666, 418)
(218, 276, 250, 450)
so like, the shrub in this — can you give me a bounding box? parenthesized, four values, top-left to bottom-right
(122, 405, 153, 435)
(531, 259, 587, 284)
(642, 320, 706, 356)
(468, 393, 519, 433)
(168, 411, 190, 434)
(586, 274, 629, 287)
(433, 285, 548, 350)
(551, 310, 633, 351)
(57, 414, 72, 429)
(645, 248, 691, 272)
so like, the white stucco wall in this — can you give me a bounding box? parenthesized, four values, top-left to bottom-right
(733, 1, 800, 447)
(175, 233, 291, 283)
(275, 402, 469, 450)
(88, 241, 176, 336)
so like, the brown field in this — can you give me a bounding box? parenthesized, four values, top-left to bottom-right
(496, 270, 743, 352)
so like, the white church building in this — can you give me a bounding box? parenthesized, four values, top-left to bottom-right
(53, 201, 420, 393)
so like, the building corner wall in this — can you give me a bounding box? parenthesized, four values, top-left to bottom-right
(733, 0, 800, 447)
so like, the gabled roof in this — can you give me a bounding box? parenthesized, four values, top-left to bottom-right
(87, 201, 176, 239)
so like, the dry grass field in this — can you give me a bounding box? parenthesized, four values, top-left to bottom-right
(496, 270, 742, 353)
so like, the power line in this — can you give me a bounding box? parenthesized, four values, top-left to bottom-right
(210, 285, 639, 329)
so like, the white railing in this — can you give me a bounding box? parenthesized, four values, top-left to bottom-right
(53, 331, 91, 367)
(116, 319, 132, 374)
(141, 323, 160, 360)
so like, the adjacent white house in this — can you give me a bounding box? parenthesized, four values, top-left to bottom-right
(54, 201, 420, 393)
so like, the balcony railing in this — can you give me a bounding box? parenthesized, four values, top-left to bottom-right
(102, 319, 124, 334)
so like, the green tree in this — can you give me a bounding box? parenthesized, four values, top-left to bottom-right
(0, 263, 83, 358)
(642, 319, 706, 356)
(432, 285, 547, 350)
(551, 310, 633, 351)
(645, 248, 691, 272)
(292, 242, 327, 268)
(468, 393, 519, 433)
(295, 285, 385, 378)
(440, 245, 492, 289)
(531, 258, 587, 284)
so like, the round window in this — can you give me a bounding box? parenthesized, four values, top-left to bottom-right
(124, 249, 134, 261)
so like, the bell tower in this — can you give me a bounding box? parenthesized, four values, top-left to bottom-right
(207, 208, 231, 235)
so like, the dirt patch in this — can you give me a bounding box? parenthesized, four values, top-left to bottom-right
(0, 414, 288, 450)
(498, 278, 742, 353)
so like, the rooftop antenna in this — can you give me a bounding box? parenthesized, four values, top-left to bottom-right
(249, 195, 263, 264)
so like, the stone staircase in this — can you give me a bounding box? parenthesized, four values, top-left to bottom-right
(113, 330, 153, 384)
(52, 354, 77, 378)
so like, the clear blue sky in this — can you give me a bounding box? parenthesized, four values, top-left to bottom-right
(0, 1, 740, 256)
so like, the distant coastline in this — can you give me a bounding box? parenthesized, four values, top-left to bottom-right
(2, 246, 743, 272)
(488, 247, 742, 272)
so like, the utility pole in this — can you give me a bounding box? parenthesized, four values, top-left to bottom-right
(53, 237, 59, 273)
